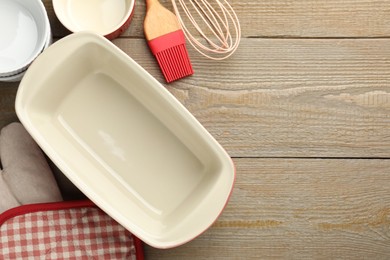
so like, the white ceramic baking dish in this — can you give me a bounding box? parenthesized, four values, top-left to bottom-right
(15, 32, 235, 249)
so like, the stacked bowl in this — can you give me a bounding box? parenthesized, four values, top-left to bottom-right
(0, 0, 51, 82)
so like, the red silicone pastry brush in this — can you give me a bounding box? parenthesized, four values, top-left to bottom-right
(144, 0, 193, 83)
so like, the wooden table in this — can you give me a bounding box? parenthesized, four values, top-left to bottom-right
(1, 1, 389, 258)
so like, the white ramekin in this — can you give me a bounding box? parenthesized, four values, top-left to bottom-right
(0, 0, 51, 81)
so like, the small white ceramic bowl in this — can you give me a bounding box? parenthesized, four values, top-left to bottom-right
(0, 30, 52, 82)
(0, 0, 50, 80)
(16, 32, 235, 249)
(53, 0, 135, 40)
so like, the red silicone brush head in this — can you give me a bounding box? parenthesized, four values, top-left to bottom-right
(147, 30, 194, 83)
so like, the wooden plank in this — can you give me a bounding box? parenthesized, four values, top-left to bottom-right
(0, 83, 19, 129)
(1, 38, 389, 157)
(113, 38, 390, 157)
(227, 0, 390, 38)
(44, 0, 390, 38)
(144, 158, 390, 259)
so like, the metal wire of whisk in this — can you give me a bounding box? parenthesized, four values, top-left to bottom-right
(170, 0, 241, 60)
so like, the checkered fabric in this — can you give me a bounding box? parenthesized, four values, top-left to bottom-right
(0, 207, 138, 259)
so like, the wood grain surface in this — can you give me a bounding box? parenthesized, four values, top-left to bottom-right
(45, 0, 390, 38)
(144, 158, 390, 259)
(114, 38, 390, 157)
(1, 0, 389, 259)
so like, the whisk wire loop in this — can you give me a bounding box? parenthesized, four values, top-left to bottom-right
(171, 0, 241, 60)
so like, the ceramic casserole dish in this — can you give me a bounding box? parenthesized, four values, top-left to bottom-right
(15, 32, 235, 249)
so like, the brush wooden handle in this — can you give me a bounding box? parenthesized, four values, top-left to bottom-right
(144, 0, 182, 40)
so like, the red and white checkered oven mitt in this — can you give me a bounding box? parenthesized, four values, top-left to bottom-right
(0, 200, 144, 260)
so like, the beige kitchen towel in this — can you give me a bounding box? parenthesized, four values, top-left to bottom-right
(0, 174, 20, 214)
(0, 122, 62, 207)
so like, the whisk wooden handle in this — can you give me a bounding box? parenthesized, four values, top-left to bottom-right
(144, 0, 181, 40)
